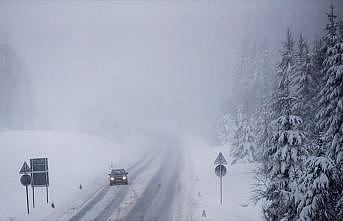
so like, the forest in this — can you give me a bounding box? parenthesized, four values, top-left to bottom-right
(216, 4, 343, 220)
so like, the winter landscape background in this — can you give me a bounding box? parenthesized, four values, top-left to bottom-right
(0, 1, 342, 220)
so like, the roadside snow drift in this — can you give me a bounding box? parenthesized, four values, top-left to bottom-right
(185, 138, 262, 221)
(0, 130, 138, 221)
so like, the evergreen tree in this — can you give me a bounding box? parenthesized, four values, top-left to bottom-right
(254, 98, 274, 163)
(316, 1, 343, 179)
(338, 18, 343, 42)
(318, 3, 340, 92)
(305, 3, 343, 219)
(292, 34, 317, 145)
(278, 30, 296, 96)
(293, 34, 314, 114)
(256, 4, 343, 220)
(231, 114, 257, 164)
(253, 45, 276, 104)
(295, 154, 338, 220)
(216, 112, 234, 145)
(312, 39, 325, 96)
(262, 30, 306, 220)
(253, 46, 276, 163)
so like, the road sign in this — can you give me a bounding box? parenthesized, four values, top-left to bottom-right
(214, 152, 227, 165)
(20, 174, 31, 214)
(30, 158, 49, 187)
(19, 162, 31, 174)
(20, 174, 31, 186)
(32, 173, 49, 186)
(30, 158, 49, 206)
(214, 152, 227, 205)
(215, 164, 227, 177)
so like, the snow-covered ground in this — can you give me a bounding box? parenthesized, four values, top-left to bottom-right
(0, 131, 262, 221)
(0, 130, 142, 221)
(185, 138, 262, 221)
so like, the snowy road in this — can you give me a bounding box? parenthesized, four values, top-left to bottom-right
(64, 139, 183, 221)
(124, 145, 182, 221)
(68, 149, 155, 221)
(1, 131, 261, 221)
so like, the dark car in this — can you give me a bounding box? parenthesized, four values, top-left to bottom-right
(109, 169, 128, 185)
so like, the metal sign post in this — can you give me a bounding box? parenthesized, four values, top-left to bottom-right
(32, 186, 35, 208)
(20, 175, 31, 214)
(46, 186, 49, 204)
(25, 184, 30, 213)
(219, 165, 225, 205)
(214, 152, 227, 205)
(19, 162, 32, 214)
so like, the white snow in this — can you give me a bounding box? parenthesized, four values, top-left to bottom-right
(183, 138, 262, 221)
(114, 148, 166, 219)
(0, 131, 263, 220)
(0, 130, 141, 221)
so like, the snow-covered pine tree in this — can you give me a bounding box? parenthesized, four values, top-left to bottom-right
(293, 34, 314, 116)
(318, 3, 340, 91)
(315, 3, 343, 219)
(232, 41, 259, 115)
(312, 39, 325, 95)
(262, 30, 306, 220)
(295, 153, 337, 220)
(249, 45, 275, 161)
(338, 17, 343, 42)
(253, 44, 275, 104)
(230, 113, 257, 164)
(254, 97, 274, 163)
(307, 38, 328, 157)
(216, 112, 234, 145)
(291, 34, 317, 147)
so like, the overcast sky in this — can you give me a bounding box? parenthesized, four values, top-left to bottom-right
(0, 0, 341, 136)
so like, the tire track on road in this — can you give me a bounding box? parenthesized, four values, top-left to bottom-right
(124, 147, 181, 221)
(93, 151, 160, 221)
(151, 149, 183, 221)
(68, 147, 159, 221)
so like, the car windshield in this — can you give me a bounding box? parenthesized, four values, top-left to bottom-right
(111, 169, 125, 175)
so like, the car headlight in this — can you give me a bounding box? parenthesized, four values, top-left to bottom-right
(122, 176, 127, 180)
(110, 177, 114, 181)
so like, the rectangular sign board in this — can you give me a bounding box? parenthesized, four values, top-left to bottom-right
(30, 158, 49, 187)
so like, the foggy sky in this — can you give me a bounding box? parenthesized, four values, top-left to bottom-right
(0, 0, 340, 136)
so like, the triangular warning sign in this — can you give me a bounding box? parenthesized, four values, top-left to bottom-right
(214, 152, 227, 165)
(19, 162, 31, 174)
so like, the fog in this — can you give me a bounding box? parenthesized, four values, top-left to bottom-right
(0, 1, 339, 137)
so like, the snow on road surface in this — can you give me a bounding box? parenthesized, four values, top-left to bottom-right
(185, 138, 262, 221)
(122, 144, 183, 221)
(59, 137, 184, 221)
(0, 130, 141, 221)
(118, 137, 262, 221)
(66, 146, 162, 221)
(0, 131, 262, 221)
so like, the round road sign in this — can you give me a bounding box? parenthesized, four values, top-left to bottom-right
(215, 165, 227, 177)
(20, 174, 31, 186)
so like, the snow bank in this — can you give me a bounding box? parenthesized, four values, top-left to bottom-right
(0, 130, 139, 221)
(184, 138, 262, 221)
